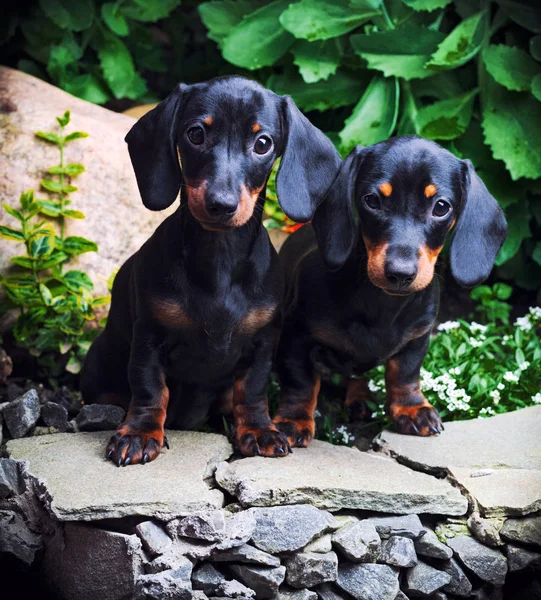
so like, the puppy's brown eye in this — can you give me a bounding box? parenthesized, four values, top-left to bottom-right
(364, 193, 380, 210)
(433, 199, 451, 218)
(187, 126, 204, 145)
(254, 135, 272, 155)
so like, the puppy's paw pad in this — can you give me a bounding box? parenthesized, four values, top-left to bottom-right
(235, 426, 290, 457)
(391, 404, 443, 437)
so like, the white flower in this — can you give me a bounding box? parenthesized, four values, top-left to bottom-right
(514, 316, 532, 331)
(470, 322, 487, 333)
(529, 306, 541, 319)
(489, 390, 500, 405)
(497, 383, 505, 391)
(449, 367, 461, 376)
(503, 371, 519, 383)
(314, 409, 321, 418)
(334, 425, 355, 444)
(469, 337, 483, 348)
(479, 406, 496, 417)
(368, 379, 381, 393)
(518, 361, 530, 371)
(437, 321, 460, 332)
(532, 393, 541, 405)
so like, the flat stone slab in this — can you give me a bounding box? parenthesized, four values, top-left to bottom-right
(215, 441, 467, 515)
(7, 431, 232, 521)
(376, 406, 541, 472)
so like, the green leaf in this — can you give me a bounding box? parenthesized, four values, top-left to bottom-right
(47, 163, 86, 176)
(35, 131, 61, 145)
(63, 270, 94, 292)
(199, 0, 264, 46)
(495, 0, 541, 34)
(0, 226, 25, 242)
(222, 0, 294, 70)
(280, 0, 379, 41)
(402, 0, 452, 11)
(292, 39, 343, 83)
(29, 234, 55, 259)
(350, 26, 445, 80)
(63, 236, 98, 255)
(62, 209, 85, 219)
(56, 110, 70, 128)
(36, 199, 62, 217)
(102, 3, 129, 36)
(121, 0, 181, 22)
(339, 76, 399, 154)
(92, 295, 111, 307)
(416, 89, 477, 140)
(40, 251, 69, 269)
(532, 74, 541, 102)
(495, 197, 531, 265)
(65, 353, 82, 374)
(3, 203, 24, 222)
(20, 190, 35, 211)
(10, 256, 35, 269)
(62, 74, 111, 105)
(531, 36, 541, 62)
(3, 274, 35, 289)
(39, 0, 94, 31)
(483, 45, 541, 92)
(533, 242, 541, 266)
(39, 283, 53, 306)
(427, 11, 486, 71)
(64, 131, 89, 143)
(41, 179, 78, 194)
(482, 76, 541, 180)
(493, 282, 513, 300)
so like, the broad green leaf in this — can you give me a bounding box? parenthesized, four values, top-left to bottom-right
(416, 89, 477, 140)
(482, 76, 541, 180)
(402, 0, 452, 11)
(222, 1, 294, 70)
(0, 226, 25, 242)
(37, 199, 62, 217)
(495, 0, 541, 34)
(39, 0, 94, 31)
(41, 179, 78, 194)
(63, 74, 111, 104)
(39, 251, 69, 269)
(292, 39, 343, 83)
(92, 295, 111, 307)
(427, 11, 486, 70)
(495, 197, 531, 265)
(29, 234, 55, 259)
(20, 190, 35, 211)
(3, 204, 24, 222)
(102, 3, 129, 36)
(350, 26, 445, 80)
(280, 0, 379, 41)
(35, 131, 61, 145)
(531, 36, 541, 62)
(3, 274, 35, 289)
(11, 256, 34, 269)
(39, 283, 53, 306)
(64, 131, 89, 143)
(63, 270, 94, 292)
(483, 45, 541, 92)
(199, 0, 265, 46)
(47, 163, 85, 176)
(532, 74, 541, 102)
(493, 282, 513, 300)
(267, 69, 366, 111)
(56, 110, 70, 127)
(63, 236, 98, 255)
(62, 209, 85, 219)
(121, 0, 181, 22)
(339, 76, 399, 154)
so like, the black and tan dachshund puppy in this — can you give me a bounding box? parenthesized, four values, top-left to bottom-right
(273, 136, 507, 446)
(80, 76, 341, 465)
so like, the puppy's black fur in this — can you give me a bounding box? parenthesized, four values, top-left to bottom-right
(273, 136, 507, 446)
(80, 76, 340, 465)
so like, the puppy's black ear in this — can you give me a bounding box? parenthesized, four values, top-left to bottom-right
(450, 160, 507, 287)
(311, 146, 366, 270)
(276, 96, 341, 223)
(125, 83, 187, 211)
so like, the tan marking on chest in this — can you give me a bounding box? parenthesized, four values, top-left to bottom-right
(152, 299, 193, 328)
(238, 306, 276, 334)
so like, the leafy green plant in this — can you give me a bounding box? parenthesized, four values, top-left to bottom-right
(199, 0, 541, 292)
(0, 111, 109, 377)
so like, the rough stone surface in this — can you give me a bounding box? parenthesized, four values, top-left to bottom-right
(41, 402, 69, 432)
(405, 561, 451, 596)
(0, 509, 42, 564)
(380, 536, 417, 568)
(332, 520, 381, 562)
(336, 563, 399, 600)
(145, 552, 193, 576)
(210, 544, 280, 567)
(501, 515, 541, 548)
(135, 568, 192, 600)
(7, 431, 232, 520)
(216, 509, 256, 550)
(285, 551, 338, 588)
(75, 404, 125, 431)
(3, 389, 40, 438)
(304, 533, 332, 554)
(215, 441, 467, 515)
(506, 544, 541, 572)
(230, 564, 286, 599)
(249, 505, 334, 553)
(278, 589, 317, 600)
(365, 514, 427, 540)
(0, 458, 24, 498)
(447, 535, 507, 586)
(314, 582, 345, 600)
(467, 512, 504, 547)
(440, 558, 472, 597)
(178, 510, 226, 542)
(193, 563, 255, 598)
(414, 527, 452, 560)
(136, 521, 172, 556)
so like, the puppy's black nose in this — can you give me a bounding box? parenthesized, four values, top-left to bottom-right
(206, 195, 238, 220)
(385, 260, 417, 288)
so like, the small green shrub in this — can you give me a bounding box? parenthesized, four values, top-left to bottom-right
(0, 111, 109, 378)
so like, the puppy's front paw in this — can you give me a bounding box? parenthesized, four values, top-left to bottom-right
(388, 402, 443, 436)
(105, 424, 169, 466)
(273, 417, 315, 448)
(234, 426, 290, 457)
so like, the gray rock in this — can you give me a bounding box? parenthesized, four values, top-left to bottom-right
(405, 561, 451, 596)
(193, 563, 255, 598)
(230, 564, 286, 599)
(249, 505, 334, 553)
(145, 552, 193, 576)
(447, 535, 507, 586)
(163, 537, 217, 560)
(216, 509, 257, 550)
(395, 593, 409, 600)
(279, 588, 318, 600)
(41, 402, 69, 432)
(440, 557, 472, 597)
(0, 509, 42, 565)
(136, 521, 172, 556)
(329, 514, 360, 531)
(332, 520, 381, 562)
(314, 582, 345, 600)
(304, 533, 332, 553)
(506, 544, 541, 572)
(3, 389, 40, 438)
(0, 458, 24, 498)
(467, 512, 504, 547)
(210, 544, 280, 567)
(365, 514, 426, 540)
(414, 528, 452, 560)
(501, 515, 541, 547)
(336, 563, 399, 600)
(0, 411, 3, 445)
(178, 510, 226, 542)
(7, 431, 232, 520)
(135, 568, 192, 599)
(285, 551, 338, 588)
(193, 593, 210, 600)
(75, 404, 125, 431)
(380, 536, 417, 567)
(215, 441, 467, 515)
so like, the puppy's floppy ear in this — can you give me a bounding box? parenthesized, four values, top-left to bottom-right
(311, 146, 366, 271)
(125, 83, 188, 211)
(450, 160, 507, 287)
(276, 96, 341, 223)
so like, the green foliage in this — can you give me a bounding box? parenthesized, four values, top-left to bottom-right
(0, 111, 109, 378)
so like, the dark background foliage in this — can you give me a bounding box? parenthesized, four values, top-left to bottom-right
(1, 0, 540, 299)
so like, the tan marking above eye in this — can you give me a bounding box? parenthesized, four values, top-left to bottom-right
(203, 116, 213, 126)
(425, 184, 437, 198)
(252, 123, 261, 133)
(379, 182, 393, 197)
